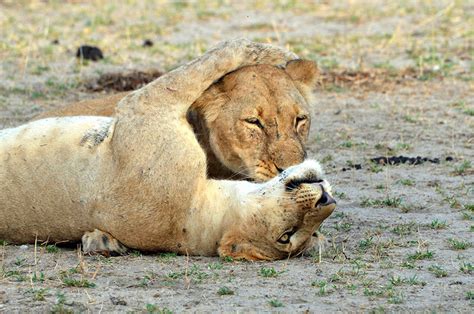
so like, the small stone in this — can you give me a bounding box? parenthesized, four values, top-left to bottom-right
(445, 156, 454, 162)
(20, 245, 28, 250)
(51, 39, 59, 45)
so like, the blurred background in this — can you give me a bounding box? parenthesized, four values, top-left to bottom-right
(0, 0, 471, 126)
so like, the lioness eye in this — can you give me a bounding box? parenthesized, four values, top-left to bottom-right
(277, 229, 296, 244)
(244, 117, 264, 129)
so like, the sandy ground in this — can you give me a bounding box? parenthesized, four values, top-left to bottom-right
(0, 1, 473, 312)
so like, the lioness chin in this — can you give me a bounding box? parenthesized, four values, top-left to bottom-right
(1, 39, 336, 260)
(35, 61, 319, 182)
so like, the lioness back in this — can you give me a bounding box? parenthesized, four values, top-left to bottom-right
(0, 117, 116, 243)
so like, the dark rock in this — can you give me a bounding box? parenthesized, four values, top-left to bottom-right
(354, 164, 362, 170)
(142, 39, 154, 47)
(446, 156, 454, 162)
(399, 156, 409, 163)
(389, 157, 400, 165)
(51, 39, 59, 45)
(84, 70, 162, 92)
(371, 157, 387, 165)
(76, 45, 104, 61)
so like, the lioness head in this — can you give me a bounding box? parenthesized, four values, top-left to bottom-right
(190, 60, 318, 182)
(218, 160, 336, 260)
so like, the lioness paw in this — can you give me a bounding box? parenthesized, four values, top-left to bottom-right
(82, 229, 127, 256)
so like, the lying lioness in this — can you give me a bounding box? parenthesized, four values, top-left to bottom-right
(35, 61, 318, 182)
(0, 39, 336, 260)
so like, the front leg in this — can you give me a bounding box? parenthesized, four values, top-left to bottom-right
(82, 229, 128, 256)
(116, 39, 298, 118)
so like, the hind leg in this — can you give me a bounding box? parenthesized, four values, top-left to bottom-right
(81, 229, 128, 256)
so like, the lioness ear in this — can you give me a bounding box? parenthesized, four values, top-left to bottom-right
(192, 84, 227, 123)
(218, 229, 271, 261)
(285, 59, 319, 103)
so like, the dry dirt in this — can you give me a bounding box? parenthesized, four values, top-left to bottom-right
(0, 1, 473, 312)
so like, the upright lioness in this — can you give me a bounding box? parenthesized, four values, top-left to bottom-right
(0, 39, 336, 260)
(36, 61, 318, 182)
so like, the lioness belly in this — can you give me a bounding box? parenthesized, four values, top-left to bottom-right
(0, 117, 115, 243)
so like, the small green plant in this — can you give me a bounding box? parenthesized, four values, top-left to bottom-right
(428, 265, 448, 278)
(0, 240, 8, 246)
(208, 262, 223, 270)
(407, 275, 425, 286)
(466, 291, 474, 302)
(430, 219, 447, 229)
(130, 250, 142, 257)
(398, 179, 414, 186)
(335, 222, 352, 232)
(222, 256, 234, 262)
(167, 271, 183, 280)
(4, 270, 26, 282)
(156, 252, 177, 262)
(217, 286, 234, 295)
(462, 211, 474, 220)
(403, 115, 417, 123)
(269, 299, 284, 307)
(62, 278, 95, 288)
(389, 275, 407, 286)
(443, 195, 461, 209)
(259, 267, 279, 278)
(312, 280, 329, 296)
(448, 238, 471, 250)
(388, 291, 405, 304)
(395, 142, 411, 151)
(392, 222, 416, 235)
(464, 109, 474, 116)
(460, 262, 473, 274)
(333, 190, 347, 199)
(407, 250, 434, 261)
(400, 261, 415, 269)
(145, 304, 173, 314)
(454, 161, 472, 175)
(51, 292, 69, 314)
(46, 244, 59, 253)
(369, 163, 383, 173)
(27, 288, 49, 301)
(464, 204, 474, 211)
(32, 271, 45, 282)
(358, 237, 374, 251)
(361, 197, 402, 208)
(340, 141, 354, 148)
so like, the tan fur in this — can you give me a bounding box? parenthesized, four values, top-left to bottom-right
(35, 61, 318, 182)
(0, 39, 336, 260)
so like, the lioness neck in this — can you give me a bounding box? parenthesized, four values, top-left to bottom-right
(183, 179, 259, 256)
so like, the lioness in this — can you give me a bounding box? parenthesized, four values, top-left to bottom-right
(35, 61, 318, 182)
(0, 39, 336, 260)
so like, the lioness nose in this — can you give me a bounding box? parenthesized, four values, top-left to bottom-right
(316, 191, 336, 207)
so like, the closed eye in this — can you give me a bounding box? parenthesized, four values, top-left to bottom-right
(244, 117, 264, 129)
